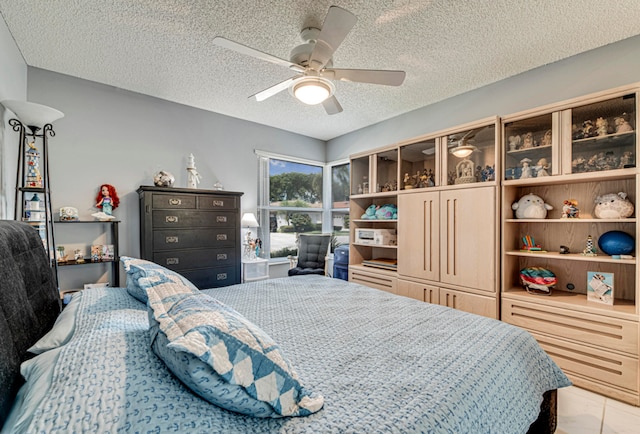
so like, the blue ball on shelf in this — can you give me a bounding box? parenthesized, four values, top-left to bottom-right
(597, 231, 635, 256)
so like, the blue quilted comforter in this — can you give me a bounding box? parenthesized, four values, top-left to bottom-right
(11, 276, 570, 433)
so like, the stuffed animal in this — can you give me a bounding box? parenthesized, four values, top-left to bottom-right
(375, 204, 398, 220)
(360, 204, 377, 219)
(594, 192, 634, 219)
(512, 193, 553, 219)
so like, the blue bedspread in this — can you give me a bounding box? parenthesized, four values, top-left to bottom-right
(13, 276, 570, 433)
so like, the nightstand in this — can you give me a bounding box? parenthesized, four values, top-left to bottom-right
(242, 258, 269, 282)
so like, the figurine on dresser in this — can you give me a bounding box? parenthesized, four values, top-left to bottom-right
(186, 153, 202, 188)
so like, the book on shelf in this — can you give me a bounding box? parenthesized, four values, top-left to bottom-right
(362, 258, 397, 270)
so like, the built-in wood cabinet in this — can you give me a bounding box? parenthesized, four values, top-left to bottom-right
(348, 84, 640, 406)
(350, 117, 500, 318)
(500, 84, 640, 406)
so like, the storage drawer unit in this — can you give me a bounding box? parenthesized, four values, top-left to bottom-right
(138, 186, 243, 289)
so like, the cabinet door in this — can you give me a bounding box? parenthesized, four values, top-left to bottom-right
(397, 279, 440, 304)
(397, 191, 440, 281)
(439, 287, 497, 319)
(440, 187, 496, 292)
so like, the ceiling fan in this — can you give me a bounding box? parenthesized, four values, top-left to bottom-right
(212, 6, 406, 115)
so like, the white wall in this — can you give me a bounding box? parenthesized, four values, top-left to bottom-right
(0, 14, 27, 218)
(326, 34, 640, 161)
(21, 68, 325, 287)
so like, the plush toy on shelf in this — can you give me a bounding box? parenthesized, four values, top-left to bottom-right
(512, 193, 553, 219)
(594, 192, 634, 219)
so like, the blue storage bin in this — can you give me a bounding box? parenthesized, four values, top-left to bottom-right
(334, 245, 349, 265)
(334, 264, 348, 281)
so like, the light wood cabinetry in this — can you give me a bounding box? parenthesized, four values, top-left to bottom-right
(350, 117, 500, 318)
(500, 84, 640, 405)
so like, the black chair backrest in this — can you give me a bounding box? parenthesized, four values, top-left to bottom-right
(297, 234, 331, 269)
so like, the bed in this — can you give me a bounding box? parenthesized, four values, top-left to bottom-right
(0, 220, 570, 433)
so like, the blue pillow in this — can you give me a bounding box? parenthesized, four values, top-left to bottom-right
(141, 269, 324, 418)
(28, 291, 82, 354)
(120, 256, 198, 303)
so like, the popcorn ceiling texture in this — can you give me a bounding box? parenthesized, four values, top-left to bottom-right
(1, 0, 639, 140)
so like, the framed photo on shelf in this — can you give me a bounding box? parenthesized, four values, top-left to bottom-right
(587, 271, 614, 305)
(91, 244, 115, 261)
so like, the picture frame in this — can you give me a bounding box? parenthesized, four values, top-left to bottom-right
(587, 271, 614, 305)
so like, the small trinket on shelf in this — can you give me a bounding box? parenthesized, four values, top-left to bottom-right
(582, 235, 597, 256)
(520, 235, 546, 252)
(559, 245, 570, 254)
(614, 114, 633, 133)
(561, 199, 579, 218)
(520, 158, 532, 179)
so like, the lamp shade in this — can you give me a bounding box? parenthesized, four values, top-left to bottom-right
(292, 77, 334, 105)
(1, 100, 64, 128)
(241, 213, 259, 227)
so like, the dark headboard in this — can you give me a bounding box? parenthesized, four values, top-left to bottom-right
(0, 220, 60, 427)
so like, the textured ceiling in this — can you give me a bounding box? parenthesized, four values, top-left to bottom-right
(1, 0, 640, 141)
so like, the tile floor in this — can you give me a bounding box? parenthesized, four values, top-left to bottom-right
(557, 386, 640, 434)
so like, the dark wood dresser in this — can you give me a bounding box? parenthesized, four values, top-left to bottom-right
(137, 186, 243, 289)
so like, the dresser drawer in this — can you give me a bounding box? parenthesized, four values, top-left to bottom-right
(153, 228, 236, 250)
(197, 195, 238, 210)
(151, 193, 196, 209)
(153, 248, 236, 270)
(152, 210, 236, 228)
(503, 298, 638, 356)
(531, 332, 638, 393)
(180, 266, 238, 289)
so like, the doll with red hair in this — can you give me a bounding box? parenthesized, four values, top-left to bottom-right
(95, 184, 120, 216)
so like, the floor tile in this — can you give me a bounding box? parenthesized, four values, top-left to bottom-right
(557, 386, 604, 434)
(602, 398, 640, 434)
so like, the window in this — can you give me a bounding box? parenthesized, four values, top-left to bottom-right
(257, 152, 349, 260)
(331, 162, 350, 250)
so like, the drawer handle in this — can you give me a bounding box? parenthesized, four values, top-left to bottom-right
(216, 216, 227, 223)
(217, 253, 228, 260)
(166, 257, 179, 265)
(217, 234, 227, 241)
(217, 273, 228, 280)
(165, 236, 179, 244)
(166, 215, 178, 223)
(168, 198, 182, 206)
(212, 200, 224, 207)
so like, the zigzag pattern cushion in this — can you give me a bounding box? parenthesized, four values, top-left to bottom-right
(120, 256, 198, 303)
(138, 265, 324, 418)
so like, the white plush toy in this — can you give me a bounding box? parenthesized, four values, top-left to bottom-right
(594, 192, 634, 219)
(512, 193, 553, 219)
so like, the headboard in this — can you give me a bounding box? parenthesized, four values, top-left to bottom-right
(0, 220, 61, 427)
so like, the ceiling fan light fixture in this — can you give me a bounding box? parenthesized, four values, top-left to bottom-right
(450, 145, 477, 158)
(292, 77, 334, 105)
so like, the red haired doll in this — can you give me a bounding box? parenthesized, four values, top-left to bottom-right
(95, 184, 120, 216)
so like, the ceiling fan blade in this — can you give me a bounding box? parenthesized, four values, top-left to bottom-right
(321, 68, 406, 86)
(309, 6, 357, 70)
(213, 37, 304, 73)
(250, 77, 296, 101)
(322, 95, 343, 115)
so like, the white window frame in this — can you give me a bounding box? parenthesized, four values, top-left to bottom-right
(255, 150, 349, 261)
